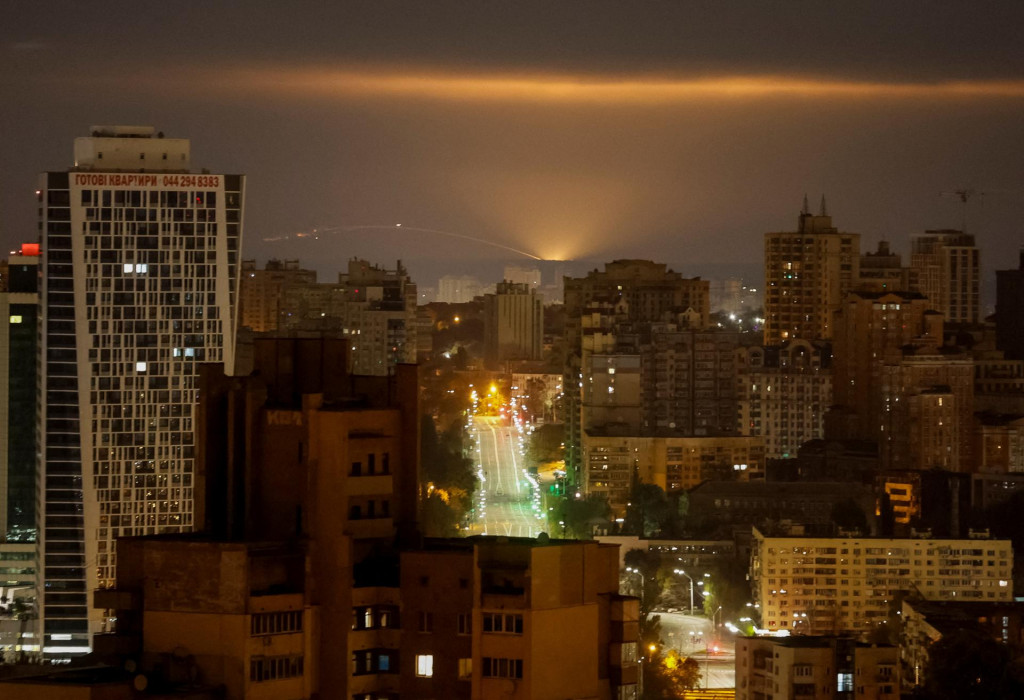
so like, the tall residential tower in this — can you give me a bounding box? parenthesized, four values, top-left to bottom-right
(764, 197, 860, 344)
(38, 126, 243, 654)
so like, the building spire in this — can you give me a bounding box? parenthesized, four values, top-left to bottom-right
(802, 194, 810, 215)
(820, 194, 828, 217)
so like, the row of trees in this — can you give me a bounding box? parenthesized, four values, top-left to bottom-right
(420, 415, 477, 536)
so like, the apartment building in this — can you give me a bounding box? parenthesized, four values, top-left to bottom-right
(38, 126, 243, 653)
(563, 260, 710, 486)
(763, 197, 860, 344)
(751, 528, 1014, 635)
(830, 290, 944, 449)
(483, 281, 543, 366)
(238, 259, 316, 332)
(858, 240, 910, 293)
(582, 432, 765, 511)
(736, 636, 897, 700)
(399, 537, 639, 700)
(276, 258, 418, 376)
(737, 339, 832, 458)
(909, 229, 980, 325)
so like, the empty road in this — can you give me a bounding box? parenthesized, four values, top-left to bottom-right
(472, 416, 542, 537)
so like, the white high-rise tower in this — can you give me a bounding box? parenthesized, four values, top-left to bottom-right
(38, 126, 243, 654)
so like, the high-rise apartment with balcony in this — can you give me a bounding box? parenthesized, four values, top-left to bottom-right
(37, 126, 243, 654)
(764, 197, 860, 344)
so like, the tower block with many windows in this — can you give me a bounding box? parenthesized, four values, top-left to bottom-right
(38, 126, 243, 654)
(764, 197, 860, 344)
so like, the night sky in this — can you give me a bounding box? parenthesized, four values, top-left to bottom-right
(3, 1, 1024, 293)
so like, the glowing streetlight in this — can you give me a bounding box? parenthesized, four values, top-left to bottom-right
(673, 569, 695, 615)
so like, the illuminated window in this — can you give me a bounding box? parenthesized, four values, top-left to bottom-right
(416, 654, 434, 677)
(9, 315, 22, 324)
(136, 362, 147, 372)
(458, 658, 472, 679)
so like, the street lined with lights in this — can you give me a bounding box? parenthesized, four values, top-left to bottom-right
(472, 415, 543, 537)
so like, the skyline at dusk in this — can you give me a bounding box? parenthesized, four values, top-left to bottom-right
(3, 1, 1024, 287)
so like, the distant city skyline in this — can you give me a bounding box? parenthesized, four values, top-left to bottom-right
(3, 1, 1024, 287)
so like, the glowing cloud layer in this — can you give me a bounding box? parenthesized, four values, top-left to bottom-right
(225, 66, 1024, 103)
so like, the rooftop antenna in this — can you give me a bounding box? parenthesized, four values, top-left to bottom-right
(801, 194, 810, 215)
(819, 194, 828, 217)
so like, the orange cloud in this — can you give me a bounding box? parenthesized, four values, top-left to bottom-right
(224, 66, 1024, 103)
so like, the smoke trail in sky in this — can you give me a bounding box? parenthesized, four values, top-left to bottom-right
(264, 223, 544, 261)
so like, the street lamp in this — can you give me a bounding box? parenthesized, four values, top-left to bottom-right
(673, 569, 694, 615)
(625, 567, 646, 607)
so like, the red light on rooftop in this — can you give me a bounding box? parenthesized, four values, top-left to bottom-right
(20, 243, 40, 256)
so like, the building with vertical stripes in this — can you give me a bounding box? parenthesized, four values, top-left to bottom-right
(37, 126, 242, 654)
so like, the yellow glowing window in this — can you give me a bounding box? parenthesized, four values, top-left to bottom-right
(9, 315, 22, 324)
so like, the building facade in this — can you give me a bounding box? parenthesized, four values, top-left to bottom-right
(829, 290, 943, 450)
(238, 259, 316, 332)
(399, 538, 638, 700)
(763, 197, 860, 345)
(858, 240, 910, 293)
(562, 260, 710, 486)
(1, 245, 40, 542)
(483, 281, 543, 366)
(278, 258, 418, 376)
(582, 432, 765, 511)
(38, 126, 243, 654)
(900, 598, 1024, 691)
(909, 229, 981, 325)
(735, 636, 898, 700)
(752, 528, 1014, 636)
(737, 339, 832, 459)
(995, 248, 1024, 361)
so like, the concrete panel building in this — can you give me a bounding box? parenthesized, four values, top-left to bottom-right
(752, 528, 1013, 636)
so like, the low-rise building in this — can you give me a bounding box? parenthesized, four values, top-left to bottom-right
(736, 636, 897, 700)
(751, 528, 1013, 635)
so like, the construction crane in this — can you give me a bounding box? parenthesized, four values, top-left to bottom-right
(940, 188, 985, 231)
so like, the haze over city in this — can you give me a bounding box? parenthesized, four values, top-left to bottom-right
(3, 1, 1024, 286)
(5, 4, 1024, 698)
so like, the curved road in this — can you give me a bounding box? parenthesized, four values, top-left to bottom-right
(473, 416, 542, 537)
